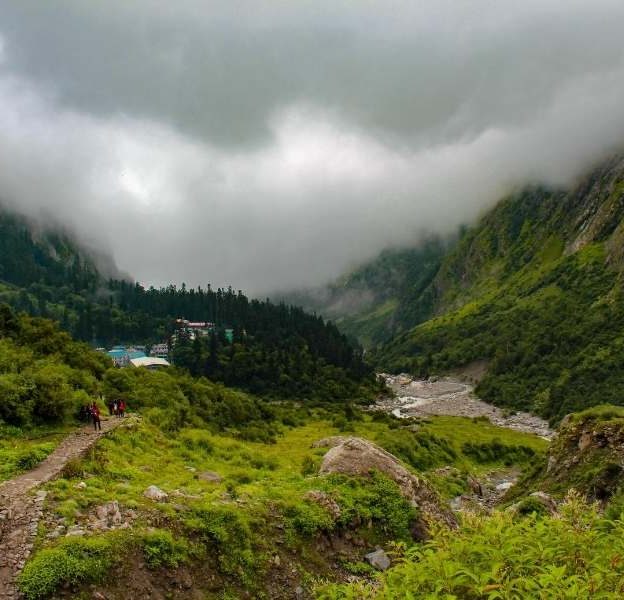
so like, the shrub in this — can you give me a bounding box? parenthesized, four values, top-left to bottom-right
(462, 438, 536, 466)
(318, 493, 624, 599)
(330, 472, 417, 540)
(184, 505, 255, 576)
(514, 497, 550, 518)
(283, 499, 336, 537)
(18, 534, 124, 600)
(301, 455, 318, 477)
(142, 529, 190, 569)
(179, 429, 215, 454)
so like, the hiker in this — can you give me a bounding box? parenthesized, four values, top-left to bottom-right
(119, 399, 126, 418)
(113, 400, 118, 417)
(91, 402, 102, 431)
(80, 404, 91, 423)
(108, 399, 115, 416)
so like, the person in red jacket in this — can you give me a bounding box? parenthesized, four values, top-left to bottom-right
(91, 402, 102, 431)
(119, 400, 126, 418)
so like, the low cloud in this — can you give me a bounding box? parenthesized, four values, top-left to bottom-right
(1, 1, 624, 293)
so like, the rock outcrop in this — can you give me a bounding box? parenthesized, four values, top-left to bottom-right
(522, 407, 624, 501)
(317, 436, 457, 530)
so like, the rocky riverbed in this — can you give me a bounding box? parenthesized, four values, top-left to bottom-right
(376, 373, 554, 440)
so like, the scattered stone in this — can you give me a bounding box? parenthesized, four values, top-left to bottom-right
(303, 490, 342, 520)
(198, 471, 222, 483)
(144, 485, 168, 502)
(376, 374, 554, 439)
(66, 526, 86, 537)
(495, 481, 514, 492)
(75, 481, 87, 490)
(171, 489, 201, 499)
(365, 548, 391, 571)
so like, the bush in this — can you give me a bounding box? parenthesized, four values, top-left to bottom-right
(514, 497, 550, 518)
(462, 438, 536, 466)
(184, 505, 255, 576)
(18, 535, 124, 600)
(327, 472, 417, 540)
(318, 493, 624, 599)
(142, 529, 190, 569)
(284, 499, 336, 537)
(301, 455, 318, 476)
(179, 429, 215, 454)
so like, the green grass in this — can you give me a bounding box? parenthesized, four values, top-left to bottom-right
(0, 424, 72, 482)
(21, 411, 547, 597)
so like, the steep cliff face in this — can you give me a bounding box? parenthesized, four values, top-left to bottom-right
(376, 154, 624, 422)
(430, 155, 624, 313)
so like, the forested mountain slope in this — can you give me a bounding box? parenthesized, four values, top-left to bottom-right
(277, 238, 449, 348)
(0, 209, 376, 402)
(377, 154, 624, 422)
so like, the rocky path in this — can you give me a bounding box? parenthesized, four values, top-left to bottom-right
(376, 373, 554, 439)
(0, 418, 122, 600)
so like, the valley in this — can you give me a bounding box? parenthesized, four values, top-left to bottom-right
(3, 3, 624, 598)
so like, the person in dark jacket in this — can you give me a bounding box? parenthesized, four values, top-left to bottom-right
(91, 402, 102, 431)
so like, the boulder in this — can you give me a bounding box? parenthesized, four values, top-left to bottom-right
(318, 437, 457, 530)
(365, 548, 391, 571)
(144, 485, 168, 502)
(198, 471, 222, 483)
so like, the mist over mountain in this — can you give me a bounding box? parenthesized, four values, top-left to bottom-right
(2, 1, 624, 293)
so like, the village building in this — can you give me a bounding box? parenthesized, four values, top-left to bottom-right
(129, 356, 170, 369)
(150, 343, 169, 359)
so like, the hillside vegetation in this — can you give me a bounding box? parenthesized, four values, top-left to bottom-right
(15, 409, 547, 599)
(0, 210, 376, 402)
(371, 155, 624, 422)
(277, 239, 448, 348)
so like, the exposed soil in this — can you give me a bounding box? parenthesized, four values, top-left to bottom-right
(0, 418, 123, 600)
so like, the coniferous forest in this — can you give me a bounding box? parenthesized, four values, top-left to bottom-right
(0, 211, 376, 402)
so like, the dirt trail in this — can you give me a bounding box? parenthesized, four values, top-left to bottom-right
(0, 418, 122, 600)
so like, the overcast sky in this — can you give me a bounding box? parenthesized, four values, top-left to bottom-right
(1, 1, 624, 294)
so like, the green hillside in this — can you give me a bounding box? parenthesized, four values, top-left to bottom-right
(376, 155, 624, 422)
(0, 209, 377, 403)
(277, 238, 449, 348)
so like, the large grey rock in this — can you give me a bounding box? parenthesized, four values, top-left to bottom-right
(365, 548, 391, 571)
(318, 437, 457, 530)
(144, 485, 168, 502)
